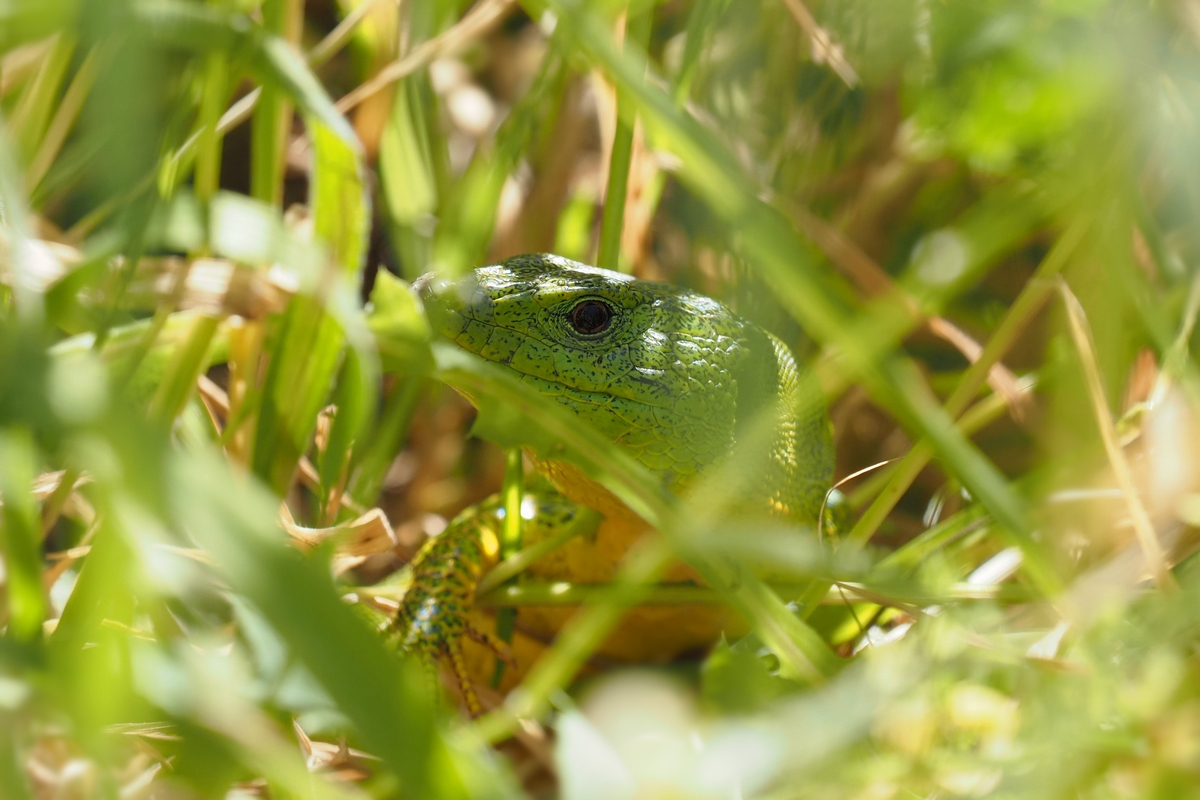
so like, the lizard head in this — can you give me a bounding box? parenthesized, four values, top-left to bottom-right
(417, 254, 836, 523)
(416, 254, 762, 485)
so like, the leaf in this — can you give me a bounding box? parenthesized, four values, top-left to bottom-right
(702, 636, 792, 714)
(366, 270, 434, 374)
(173, 447, 508, 799)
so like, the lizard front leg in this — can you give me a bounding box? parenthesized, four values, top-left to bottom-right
(396, 500, 508, 715)
(396, 489, 603, 713)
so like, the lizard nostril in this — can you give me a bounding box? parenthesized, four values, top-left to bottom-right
(569, 300, 614, 335)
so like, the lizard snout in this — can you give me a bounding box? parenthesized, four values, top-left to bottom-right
(411, 271, 495, 343)
(409, 271, 435, 297)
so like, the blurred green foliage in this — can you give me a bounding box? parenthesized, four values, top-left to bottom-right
(2, 0, 1200, 798)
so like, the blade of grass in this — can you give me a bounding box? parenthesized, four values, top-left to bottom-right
(479, 581, 720, 606)
(378, 73, 439, 278)
(672, 0, 728, 104)
(478, 579, 1032, 608)
(0, 112, 39, 322)
(848, 382, 1026, 519)
(27, 131, 102, 212)
(596, 6, 651, 273)
(251, 0, 302, 207)
(308, 0, 393, 67)
(194, 50, 228, 210)
(252, 299, 343, 494)
(316, 350, 371, 523)
(347, 377, 425, 506)
(148, 314, 221, 424)
(788, 198, 1036, 406)
(176, 447, 499, 799)
(0, 719, 31, 800)
(135, 3, 361, 147)
(0, 429, 46, 642)
(140, 42, 231, 426)
(157, 0, 501, 182)
(25, 45, 96, 193)
(474, 534, 674, 742)
(47, 503, 138, 694)
(876, 503, 990, 572)
(491, 447, 525, 686)
(476, 508, 602, 596)
(500, 447, 525, 572)
(1126, 210, 1200, 415)
(943, 221, 1082, 412)
(1059, 278, 1175, 592)
(796, 383, 1026, 618)
(779, 0, 859, 87)
(9, 33, 73, 159)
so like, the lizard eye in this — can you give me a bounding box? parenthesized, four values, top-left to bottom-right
(568, 300, 614, 335)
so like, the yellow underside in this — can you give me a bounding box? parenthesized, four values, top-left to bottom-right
(461, 456, 743, 693)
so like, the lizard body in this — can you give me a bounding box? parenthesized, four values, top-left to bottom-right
(399, 254, 836, 712)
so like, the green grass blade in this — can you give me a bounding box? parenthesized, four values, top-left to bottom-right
(8, 33, 74, 159)
(596, 7, 651, 273)
(0, 113, 40, 322)
(672, 0, 728, 103)
(0, 429, 46, 642)
(0, 0, 80, 54)
(347, 376, 425, 507)
(250, 0, 299, 207)
(25, 46, 98, 195)
(148, 314, 220, 424)
(316, 350, 371, 522)
(175, 448, 507, 799)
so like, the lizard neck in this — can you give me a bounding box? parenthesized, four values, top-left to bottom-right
(732, 327, 835, 524)
(529, 327, 833, 527)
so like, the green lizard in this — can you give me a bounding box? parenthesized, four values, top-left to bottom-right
(398, 254, 838, 713)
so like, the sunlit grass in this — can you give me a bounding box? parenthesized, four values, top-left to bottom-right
(2, 0, 1200, 798)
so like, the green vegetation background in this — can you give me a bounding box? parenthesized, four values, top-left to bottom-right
(2, 0, 1200, 797)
